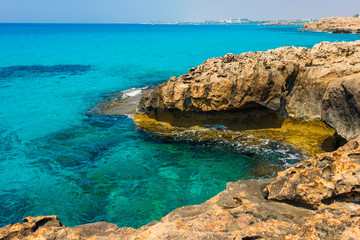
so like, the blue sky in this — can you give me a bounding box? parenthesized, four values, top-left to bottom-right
(1, 0, 360, 23)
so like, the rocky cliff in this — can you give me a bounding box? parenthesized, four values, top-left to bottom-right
(2, 137, 360, 239)
(138, 40, 360, 141)
(300, 17, 360, 34)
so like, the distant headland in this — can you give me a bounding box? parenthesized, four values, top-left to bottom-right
(300, 17, 360, 34)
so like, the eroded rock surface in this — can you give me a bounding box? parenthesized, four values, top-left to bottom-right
(265, 136, 360, 208)
(300, 17, 360, 34)
(285, 202, 360, 239)
(3, 175, 360, 239)
(138, 41, 360, 140)
(0, 215, 133, 240)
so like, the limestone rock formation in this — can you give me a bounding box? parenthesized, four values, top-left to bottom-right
(285, 202, 360, 239)
(138, 40, 360, 140)
(264, 136, 360, 208)
(0, 216, 77, 240)
(0, 215, 133, 240)
(300, 17, 360, 33)
(2, 136, 360, 239)
(3, 177, 360, 239)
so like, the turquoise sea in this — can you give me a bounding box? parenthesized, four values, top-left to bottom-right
(0, 24, 359, 228)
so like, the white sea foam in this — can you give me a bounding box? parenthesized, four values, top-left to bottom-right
(121, 87, 148, 99)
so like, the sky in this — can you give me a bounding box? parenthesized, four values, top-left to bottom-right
(0, 0, 360, 23)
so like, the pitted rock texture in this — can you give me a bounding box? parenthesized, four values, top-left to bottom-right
(285, 202, 360, 240)
(264, 136, 360, 208)
(138, 40, 360, 140)
(0, 215, 132, 240)
(300, 17, 360, 34)
(3, 179, 360, 239)
(3, 170, 360, 239)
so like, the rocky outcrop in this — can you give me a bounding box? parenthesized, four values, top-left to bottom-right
(285, 202, 360, 239)
(138, 40, 360, 140)
(300, 17, 360, 33)
(133, 113, 337, 156)
(0, 215, 134, 240)
(265, 136, 360, 208)
(260, 21, 303, 26)
(0, 179, 315, 240)
(3, 176, 360, 239)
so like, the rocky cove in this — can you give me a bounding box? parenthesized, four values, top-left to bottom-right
(2, 40, 360, 239)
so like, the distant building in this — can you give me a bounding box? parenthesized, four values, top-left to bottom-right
(228, 18, 251, 24)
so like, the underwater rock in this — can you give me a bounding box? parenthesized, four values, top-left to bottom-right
(3, 172, 360, 239)
(133, 113, 336, 156)
(138, 41, 360, 141)
(3, 138, 360, 239)
(264, 136, 360, 208)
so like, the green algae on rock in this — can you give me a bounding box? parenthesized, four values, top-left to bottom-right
(133, 113, 337, 156)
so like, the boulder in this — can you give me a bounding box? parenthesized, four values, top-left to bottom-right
(138, 41, 360, 140)
(300, 17, 360, 34)
(264, 136, 360, 208)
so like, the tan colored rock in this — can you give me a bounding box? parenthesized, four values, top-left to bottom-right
(301, 17, 360, 34)
(2, 167, 360, 239)
(0, 216, 129, 240)
(260, 21, 303, 26)
(0, 215, 78, 240)
(138, 40, 360, 140)
(264, 136, 360, 208)
(285, 202, 360, 240)
(116, 178, 314, 240)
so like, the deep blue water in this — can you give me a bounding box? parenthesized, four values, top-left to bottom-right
(0, 24, 359, 228)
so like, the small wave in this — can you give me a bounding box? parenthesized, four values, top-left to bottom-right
(121, 87, 146, 99)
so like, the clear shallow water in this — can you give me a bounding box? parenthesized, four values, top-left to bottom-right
(0, 24, 359, 228)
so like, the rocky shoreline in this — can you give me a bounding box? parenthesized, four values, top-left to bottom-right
(2, 40, 360, 239)
(300, 17, 360, 34)
(2, 137, 360, 239)
(260, 21, 303, 26)
(138, 40, 360, 142)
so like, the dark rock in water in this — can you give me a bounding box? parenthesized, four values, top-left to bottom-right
(3, 168, 360, 239)
(3, 139, 360, 239)
(87, 88, 150, 117)
(137, 41, 360, 141)
(0, 64, 91, 78)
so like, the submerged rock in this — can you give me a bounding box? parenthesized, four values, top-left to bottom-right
(300, 17, 360, 34)
(138, 41, 360, 141)
(2, 136, 360, 239)
(264, 136, 360, 208)
(134, 113, 336, 156)
(3, 168, 360, 239)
